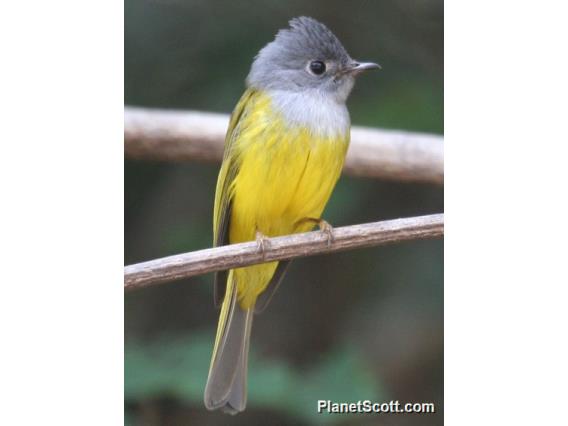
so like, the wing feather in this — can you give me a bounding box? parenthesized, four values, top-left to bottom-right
(213, 89, 256, 306)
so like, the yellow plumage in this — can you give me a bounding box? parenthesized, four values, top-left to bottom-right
(204, 16, 378, 415)
(215, 88, 349, 309)
(206, 88, 349, 412)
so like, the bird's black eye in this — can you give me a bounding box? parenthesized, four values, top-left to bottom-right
(309, 61, 326, 75)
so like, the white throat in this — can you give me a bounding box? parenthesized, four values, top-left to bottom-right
(268, 89, 351, 138)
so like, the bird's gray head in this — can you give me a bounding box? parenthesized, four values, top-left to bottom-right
(246, 17, 380, 104)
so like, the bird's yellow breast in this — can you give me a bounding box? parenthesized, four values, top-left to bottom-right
(226, 90, 349, 308)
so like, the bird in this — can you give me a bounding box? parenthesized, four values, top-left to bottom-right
(204, 16, 379, 414)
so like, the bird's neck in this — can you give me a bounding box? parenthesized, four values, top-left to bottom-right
(267, 89, 351, 138)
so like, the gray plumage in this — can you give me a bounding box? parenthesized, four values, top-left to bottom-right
(204, 282, 253, 414)
(247, 17, 356, 100)
(205, 16, 379, 415)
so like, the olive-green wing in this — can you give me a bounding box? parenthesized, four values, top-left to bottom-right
(213, 89, 255, 306)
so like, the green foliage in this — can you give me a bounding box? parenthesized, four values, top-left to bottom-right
(125, 332, 385, 424)
(352, 77, 443, 134)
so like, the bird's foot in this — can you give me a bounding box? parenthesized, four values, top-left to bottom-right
(255, 230, 271, 259)
(317, 219, 335, 248)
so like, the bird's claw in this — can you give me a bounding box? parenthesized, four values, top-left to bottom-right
(318, 219, 335, 248)
(255, 230, 270, 259)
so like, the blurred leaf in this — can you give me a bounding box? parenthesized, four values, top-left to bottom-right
(125, 332, 385, 424)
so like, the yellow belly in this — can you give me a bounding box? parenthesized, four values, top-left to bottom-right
(228, 92, 349, 308)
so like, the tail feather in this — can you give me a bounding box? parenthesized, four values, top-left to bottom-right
(204, 272, 254, 414)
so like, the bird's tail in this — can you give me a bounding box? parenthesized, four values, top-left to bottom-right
(204, 270, 254, 414)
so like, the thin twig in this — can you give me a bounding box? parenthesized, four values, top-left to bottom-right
(124, 107, 444, 184)
(124, 213, 443, 291)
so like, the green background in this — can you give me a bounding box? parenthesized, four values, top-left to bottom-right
(125, 1, 443, 425)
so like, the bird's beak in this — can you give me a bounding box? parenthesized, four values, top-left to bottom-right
(347, 61, 381, 75)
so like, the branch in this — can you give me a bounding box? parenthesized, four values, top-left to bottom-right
(124, 214, 444, 291)
(125, 107, 444, 184)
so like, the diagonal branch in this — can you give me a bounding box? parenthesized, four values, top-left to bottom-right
(124, 213, 444, 291)
(124, 107, 444, 184)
